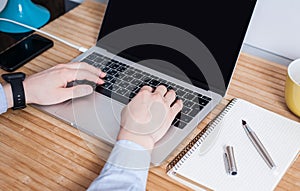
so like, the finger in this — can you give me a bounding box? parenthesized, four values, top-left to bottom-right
(154, 85, 167, 96)
(61, 85, 94, 100)
(139, 85, 153, 92)
(61, 62, 106, 78)
(170, 99, 183, 118)
(164, 89, 176, 106)
(65, 68, 105, 84)
(73, 62, 106, 78)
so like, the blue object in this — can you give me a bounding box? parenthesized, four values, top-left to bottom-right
(0, 0, 50, 33)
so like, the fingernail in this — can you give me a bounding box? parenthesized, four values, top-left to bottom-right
(100, 72, 106, 77)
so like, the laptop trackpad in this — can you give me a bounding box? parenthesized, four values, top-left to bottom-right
(55, 92, 124, 144)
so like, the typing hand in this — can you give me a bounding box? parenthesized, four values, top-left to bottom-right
(20, 62, 106, 106)
(118, 85, 183, 150)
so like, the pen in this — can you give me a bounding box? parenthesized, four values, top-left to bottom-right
(224, 145, 238, 175)
(242, 120, 276, 169)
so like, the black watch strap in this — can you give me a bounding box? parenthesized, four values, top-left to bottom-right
(2, 72, 26, 110)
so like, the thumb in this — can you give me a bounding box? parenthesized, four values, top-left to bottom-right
(66, 85, 94, 99)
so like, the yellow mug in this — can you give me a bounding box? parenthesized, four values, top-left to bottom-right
(285, 59, 300, 117)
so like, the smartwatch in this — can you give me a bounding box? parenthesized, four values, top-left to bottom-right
(2, 72, 26, 110)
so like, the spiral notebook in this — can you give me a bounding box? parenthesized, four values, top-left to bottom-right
(167, 98, 300, 191)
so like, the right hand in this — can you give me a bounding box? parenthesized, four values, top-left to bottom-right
(117, 85, 183, 150)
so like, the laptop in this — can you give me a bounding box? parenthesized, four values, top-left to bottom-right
(37, 0, 257, 165)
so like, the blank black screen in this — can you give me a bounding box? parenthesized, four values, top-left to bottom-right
(97, 0, 256, 95)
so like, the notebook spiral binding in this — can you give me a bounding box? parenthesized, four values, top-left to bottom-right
(166, 98, 238, 172)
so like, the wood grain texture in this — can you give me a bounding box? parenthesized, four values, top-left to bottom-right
(0, 1, 299, 190)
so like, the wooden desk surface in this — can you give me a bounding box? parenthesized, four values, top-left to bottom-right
(0, 1, 299, 190)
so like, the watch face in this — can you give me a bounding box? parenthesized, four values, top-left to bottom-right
(2, 72, 26, 82)
(1, 71, 26, 110)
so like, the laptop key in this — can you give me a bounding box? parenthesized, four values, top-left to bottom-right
(94, 57, 104, 63)
(142, 78, 152, 83)
(127, 84, 136, 91)
(129, 92, 137, 99)
(102, 67, 110, 73)
(82, 58, 94, 65)
(175, 112, 181, 121)
(171, 119, 178, 126)
(123, 91, 131, 98)
(124, 69, 135, 75)
(96, 84, 112, 94)
(174, 120, 187, 129)
(188, 108, 201, 117)
(111, 85, 120, 92)
(183, 93, 195, 100)
(134, 69, 143, 73)
(184, 88, 193, 94)
(87, 54, 97, 60)
(103, 60, 112, 66)
(117, 73, 125, 79)
(110, 63, 119, 69)
(114, 79, 122, 85)
(123, 76, 134, 82)
(179, 113, 193, 123)
(102, 82, 112, 89)
(132, 73, 143, 79)
(202, 96, 212, 101)
(169, 82, 176, 87)
(96, 86, 130, 104)
(116, 88, 128, 96)
(107, 69, 118, 76)
(109, 78, 116, 84)
(141, 76, 151, 81)
(198, 98, 209, 106)
(183, 100, 194, 108)
(192, 95, 202, 103)
(131, 79, 142, 86)
(176, 89, 186, 97)
(160, 79, 167, 84)
(149, 79, 160, 87)
(105, 74, 114, 82)
(192, 104, 203, 111)
(119, 81, 130, 88)
(181, 107, 191, 115)
(175, 84, 184, 90)
(117, 66, 127, 72)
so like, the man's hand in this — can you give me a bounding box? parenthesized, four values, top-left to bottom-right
(4, 62, 106, 107)
(118, 85, 183, 151)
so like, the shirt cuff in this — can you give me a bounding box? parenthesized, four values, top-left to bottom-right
(0, 84, 8, 114)
(106, 140, 151, 170)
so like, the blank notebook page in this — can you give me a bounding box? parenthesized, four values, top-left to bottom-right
(174, 99, 300, 190)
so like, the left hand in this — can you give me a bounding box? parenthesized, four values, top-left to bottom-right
(4, 62, 106, 107)
(24, 62, 106, 105)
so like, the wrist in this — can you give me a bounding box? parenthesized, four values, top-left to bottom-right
(117, 127, 155, 152)
(22, 80, 32, 104)
(3, 84, 13, 108)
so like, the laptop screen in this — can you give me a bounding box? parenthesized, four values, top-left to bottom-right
(97, 0, 257, 96)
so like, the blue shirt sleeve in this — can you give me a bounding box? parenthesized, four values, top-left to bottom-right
(0, 84, 8, 114)
(87, 140, 151, 191)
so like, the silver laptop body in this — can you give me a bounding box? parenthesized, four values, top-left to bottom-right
(36, 0, 257, 165)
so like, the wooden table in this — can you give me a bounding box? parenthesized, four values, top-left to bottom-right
(0, 1, 299, 190)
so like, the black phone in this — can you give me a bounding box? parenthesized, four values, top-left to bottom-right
(0, 34, 53, 72)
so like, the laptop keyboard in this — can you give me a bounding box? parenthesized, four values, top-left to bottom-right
(81, 52, 212, 129)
